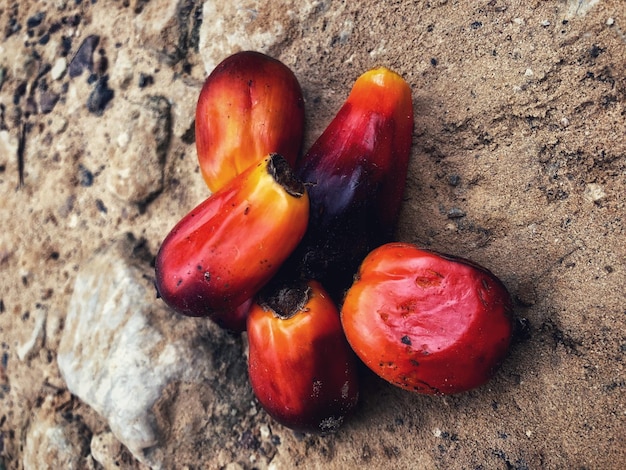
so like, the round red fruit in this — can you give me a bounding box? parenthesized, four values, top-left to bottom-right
(341, 242, 513, 395)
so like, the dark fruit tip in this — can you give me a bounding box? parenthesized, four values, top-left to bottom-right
(268, 153, 305, 198)
(259, 279, 311, 320)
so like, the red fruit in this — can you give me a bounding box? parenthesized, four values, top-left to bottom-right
(196, 51, 305, 192)
(247, 280, 360, 432)
(155, 154, 309, 322)
(211, 298, 252, 333)
(341, 242, 513, 395)
(290, 67, 414, 298)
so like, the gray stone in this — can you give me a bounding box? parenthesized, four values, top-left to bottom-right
(50, 57, 67, 81)
(197, 0, 330, 75)
(105, 96, 171, 205)
(23, 397, 95, 470)
(57, 234, 249, 468)
(133, 0, 202, 66)
(91, 431, 147, 470)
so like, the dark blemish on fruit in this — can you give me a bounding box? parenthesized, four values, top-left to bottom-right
(379, 361, 397, 370)
(401, 335, 412, 346)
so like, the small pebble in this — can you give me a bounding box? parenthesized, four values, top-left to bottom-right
(606, 17, 614, 26)
(50, 58, 67, 80)
(60, 36, 72, 57)
(27, 12, 46, 29)
(524, 68, 534, 77)
(138, 73, 154, 88)
(541, 20, 551, 27)
(69, 34, 100, 78)
(62, 13, 82, 27)
(49, 117, 68, 134)
(6, 17, 21, 37)
(25, 96, 38, 116)
(95, 199, 108, 213)
(13, 81, 27, 105)
(117, 132, 130, 148)
(16, 309, 46, 361)
(49, 22, 62, 34)
(447, 208, 466, 219)
(38, 33, 50, 46)
(39, 91, 60, 114)
(78, 164, 94, 186)
(87, 75, 114, 116)
(259, 425, 270, 440)
(584, 183, 606, 203)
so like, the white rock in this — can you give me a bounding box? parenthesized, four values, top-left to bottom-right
(16, 308, 46, 361)
(198, 0, 330, 75)
(133, 0, 180, 50)
(564, 0, 601, 18)
(23, 398, 95, 469)
(49, 116, 68, 135)
(109, 48, 135, 90)
(198, 2, 284, 74)
(91, 431, 146, 470)
(50, 57, 67, 80)
(57, 235, 225, 467)
(104, 96, 171, 204)
(117, 131, 130, 148)
(0, 130, 18, 165)
(584, 183, 606, 203)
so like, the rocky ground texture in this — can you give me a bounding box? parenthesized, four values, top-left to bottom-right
(0, 0, 625, 469)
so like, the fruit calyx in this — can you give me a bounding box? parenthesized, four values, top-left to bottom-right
(267, 153, 305, 198)
(259, 279, 312, 320)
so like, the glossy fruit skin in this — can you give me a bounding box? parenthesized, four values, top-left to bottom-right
(292, 67, 414, 298)
(155, 154, 309, 321)
(247, 280, 359, 433)
(196, 51, 305, 192)
(211, 298, 252, 333)
(341, 242, 513, 395)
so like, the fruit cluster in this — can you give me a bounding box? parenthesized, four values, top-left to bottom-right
(155, 51, 513, 433)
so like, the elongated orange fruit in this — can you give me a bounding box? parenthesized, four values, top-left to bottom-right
(247, 279, 359, 432)
(155, 154, 309, 320)
(196, 51, 305, 192)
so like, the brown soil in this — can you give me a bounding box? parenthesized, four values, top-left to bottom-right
(1, 0, 624, 469)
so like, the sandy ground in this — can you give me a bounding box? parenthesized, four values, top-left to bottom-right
(0, 0, 625, 469)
